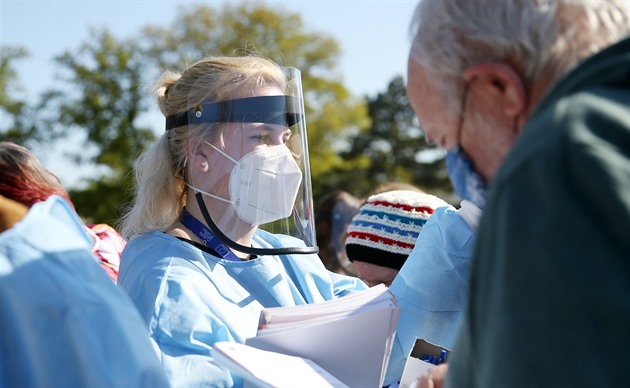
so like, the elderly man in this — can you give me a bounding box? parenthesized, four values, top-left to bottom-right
(401, 1, 629, 387)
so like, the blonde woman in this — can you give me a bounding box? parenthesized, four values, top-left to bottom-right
(117, 55, 366, 387)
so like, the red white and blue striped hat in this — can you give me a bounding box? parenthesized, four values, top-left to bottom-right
(345, 190, 449, 270)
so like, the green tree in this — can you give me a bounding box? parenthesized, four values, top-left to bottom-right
(7, 3, 370, 222)
(41, 29, 156, 224)
(140, 2, 369, 198)
(338, 75, 451, 198)
(0, 46, 40, 145)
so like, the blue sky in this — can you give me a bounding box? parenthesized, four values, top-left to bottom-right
(1, 0, 419, 187)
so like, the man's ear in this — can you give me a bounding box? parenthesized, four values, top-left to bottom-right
(462, 63, 527, 119)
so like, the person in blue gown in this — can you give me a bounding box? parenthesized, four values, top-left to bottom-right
(0, 194, 169, 387)
(117, 55, 366, 387)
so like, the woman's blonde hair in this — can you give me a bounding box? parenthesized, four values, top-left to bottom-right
(119, 55, 286, 239)
(409, 0, 630, 120)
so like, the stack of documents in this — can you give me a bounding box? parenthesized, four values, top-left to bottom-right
(212, 341, 348, 387)
(242, 284, 400, 387)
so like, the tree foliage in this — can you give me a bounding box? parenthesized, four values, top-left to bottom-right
(3, 3, 366, 223)
(40, 29, 156, 223)
(51, 29, 155, 173)
(139, 3, 369, 197)
(332, 76, 451, 198)
(0, 46, 40, 145)
(0, 46, 27, 119)
(2, 2, 454, 223)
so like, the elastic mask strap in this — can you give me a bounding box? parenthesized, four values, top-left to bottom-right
(187, 142, 237, 204)
(205, 141, 239, 164)
(187, 184, 232, 205)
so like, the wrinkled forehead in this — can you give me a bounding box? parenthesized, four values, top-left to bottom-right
(406, 58, 463, 149)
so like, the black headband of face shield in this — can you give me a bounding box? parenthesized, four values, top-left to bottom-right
(165, 95, 302, 131)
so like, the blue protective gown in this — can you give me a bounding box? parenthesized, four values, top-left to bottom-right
(0, 195, 169, 388)
(118, 229, 367, 387)
(384, 201, 480, 385)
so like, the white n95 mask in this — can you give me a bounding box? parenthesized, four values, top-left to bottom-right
(192, 142, 303, 226)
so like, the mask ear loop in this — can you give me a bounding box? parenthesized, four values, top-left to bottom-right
(205, 141, 238, 164)
(195, 192, 319, 256)
(452, 83, 469, 152)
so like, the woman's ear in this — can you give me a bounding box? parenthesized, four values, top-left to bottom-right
(190, 143, 209, 173)
(462, 63, 527, 119)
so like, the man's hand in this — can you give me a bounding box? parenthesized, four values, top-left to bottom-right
(411, 364, 448, 388)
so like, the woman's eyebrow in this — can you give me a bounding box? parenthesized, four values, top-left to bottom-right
(257, 124, 292, 135)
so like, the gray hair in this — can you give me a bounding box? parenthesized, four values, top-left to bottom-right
(409, 0, 630, 118)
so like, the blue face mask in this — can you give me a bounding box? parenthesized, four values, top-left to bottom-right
(445, 146, 487, 209)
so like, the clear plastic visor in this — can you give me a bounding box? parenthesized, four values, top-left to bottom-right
(169, 66, 316, 255)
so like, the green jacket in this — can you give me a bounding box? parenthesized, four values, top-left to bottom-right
(447, 37, 630, 387)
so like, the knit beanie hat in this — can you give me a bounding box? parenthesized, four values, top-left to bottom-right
(345, 190, 449, 270)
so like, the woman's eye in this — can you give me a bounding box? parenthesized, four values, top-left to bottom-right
(246, 125, 292, 144)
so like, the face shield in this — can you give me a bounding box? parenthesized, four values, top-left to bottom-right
(166, 66, 317, 256)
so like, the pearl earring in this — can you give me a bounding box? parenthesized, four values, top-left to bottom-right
(201, 162, 208, 168)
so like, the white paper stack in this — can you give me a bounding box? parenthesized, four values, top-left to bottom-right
(244, 284, 400, 387)
(212, 341, 349, 388)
